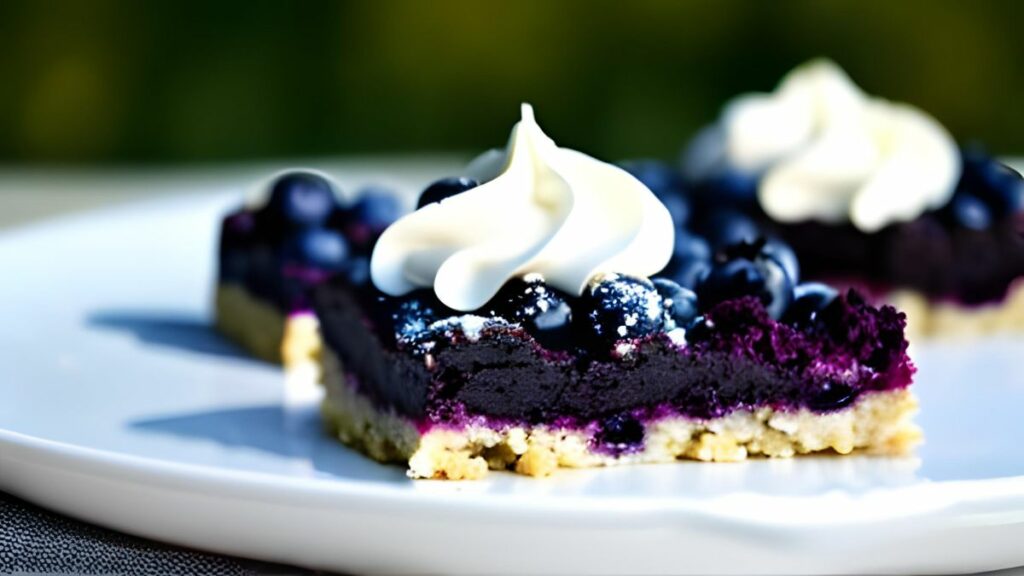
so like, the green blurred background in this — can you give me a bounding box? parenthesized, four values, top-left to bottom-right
(1, 0, 1022, 165)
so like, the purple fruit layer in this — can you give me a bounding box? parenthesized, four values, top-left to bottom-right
(313, 279, 914, 437)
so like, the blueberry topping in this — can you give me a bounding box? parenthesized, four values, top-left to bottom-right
(619, 160, 685, 198)
(595, 413, 645, 453)
(281, 228, 349, 272)
(485, 276, 574, 351)
(652, 278, 699, 331)
(390, 292, 440, 342)
(696, 240, 794, 319)
(349, 187, 403, 232)
(699, 168, 759, 207)
(620, 160, 691, 228)
(417, 177, 479, 209)
(343, 256, 371, 286)
(783, 282, 839, 328)
(683, 315, 712, 343)
(699, 208, 762, 250)
(580, 274, 665, 348)
(265, 171, 338, 228)
(960, 149, 1024, 216)
(660, 231, 712, 289)
(947, 192, 992, 230)
(763, 238, 800, 285)
(808, 381, 857, 412)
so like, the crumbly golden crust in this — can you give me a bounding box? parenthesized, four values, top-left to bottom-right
(214, 283, 321, 370)
(889, 280, 1024, 340)
(320, 349, 921, 480)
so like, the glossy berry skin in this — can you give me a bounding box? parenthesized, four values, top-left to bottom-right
(700, 208, 762, 251)
(948, 192, 992, 230)
(265, 171, 338, 228)
(652, 278, 699, 330)
(696, 241, 794, 319)
(661, 231, 712, 289)
(485, 276, 574, 351)
(580, 274, 665, 349)
(698, 168, 759, 207)
(417, 177, 480, 209)
(349, 188, 403, 232)
(596, 413, 645, 453)
(783, 282, 839, 328)
(763, 238, 800, 285)
(281, 228, 349, 272)
(962, 149, 1024, 215)
(620, 160, 691, 228)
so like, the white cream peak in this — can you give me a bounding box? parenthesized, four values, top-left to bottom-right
(688, 59, 960, 233)
(370, 104, 675, 311)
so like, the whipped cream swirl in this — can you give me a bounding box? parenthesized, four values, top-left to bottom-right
(685, 59, 961, 233)
(371, 104, 674, 311)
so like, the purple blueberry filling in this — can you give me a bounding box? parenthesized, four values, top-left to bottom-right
(683, 150, 1024, 305)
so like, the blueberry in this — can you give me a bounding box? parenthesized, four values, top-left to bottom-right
(652, 278, 699, 331)
(699, 208, 762, 250)
(783, 282, 838, 328)
(281, 228, 349, 272)
(620, 160, 691, 228)
(660, 231, 712, 289)
(349, 187, 403, 232)
(417, 177, 480, 209)
(596, 413, 645, 453)
(961, 149, 1024, 216)
(484, 276, 574, 351)
(343, 256, 371, 286)
(580, 274, 665, 349)
(696, 240, 794, 319)
(947, 192, 992, 230)
(619, 160, 686, 199)
(762, 238, 800, 285)
(390, 292, 441, 342)
(683, 315, 712, 343)
(699, 168, 759, 207)
(808, 381, 857, 412)
(265, 171, 338, 228)
(695, 259, 765, 310)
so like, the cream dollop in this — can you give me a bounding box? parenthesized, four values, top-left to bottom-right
(685, 59, 960, 233)
(370, 104, 674, 311)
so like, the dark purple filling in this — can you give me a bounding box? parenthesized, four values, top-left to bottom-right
(771, 215, 1024, 304)
(312, 278, 914, 443)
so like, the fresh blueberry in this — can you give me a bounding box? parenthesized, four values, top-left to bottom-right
(762, 238, 800, 285)
(947, 192, 992, 230)
(281, 228, 349, 272)
(265, 171, 338, 228)
(699, 208, 762, 250)
(808, 381, 857, 412)
(417, 177, 479, 209)
(683, 315, 712, 343)
(660, 231, 712, 289)
(619, 160, 685, 198)
(695, 259, 765, 310)
(961, 149, 1024, 216)
(783, 282, 838, 328)
(699, 168, 759, 207)
(596, 413, 645, 453)
(580, 274, 665, 348)
(344, 187, 403, 250)
(485, 276, 574, 351)
(652, 278, 699, 330)
(343, 256, 371, 286)
(349, 187, 403, 232)
(696, 240, 794, 318)
(620, 160, 692, 228)
(390, 292, 441, 342)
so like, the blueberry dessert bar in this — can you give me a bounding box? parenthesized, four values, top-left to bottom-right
(682, 59, 1024, 337)
(314, 105, 919, 479)
(215, 170, 400, 368)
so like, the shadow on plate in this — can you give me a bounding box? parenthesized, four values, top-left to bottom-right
(87, 309, 257, 362)
(130, 404, 407, 484)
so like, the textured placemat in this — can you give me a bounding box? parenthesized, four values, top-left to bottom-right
(0, 490, 322, 575)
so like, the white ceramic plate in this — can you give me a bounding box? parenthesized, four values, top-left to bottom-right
(2, 189, 1024, 575)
